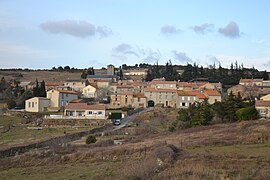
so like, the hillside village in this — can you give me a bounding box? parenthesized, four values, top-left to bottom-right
(1, 64, 270, 122)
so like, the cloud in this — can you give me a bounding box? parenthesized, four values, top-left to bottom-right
(161, 25, 182, 35)
(192, 23, 214, 34)
(172, 50, 192, 63)
(218, 21, 240, 38)
(112, 43, 161, 63)
(40, 20, 112, 38)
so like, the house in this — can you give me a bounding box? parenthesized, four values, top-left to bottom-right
(110, 92, 147, 108)
(255, 100, 270, 118)
(260, 94, 270, 101)
(149, 80, 178, 89)
(133, 94, 147, 108)
(46, 89, 80, 109)
(116, 85, 134, 93)
(64, 80, 86, 92)
(64, 103, 106, 119)
(82, 84, 97, 98)
(144, 88, 177, 107)
(110, 92, 134, 108)
(177, 91, 206, 108)
(25, 97, 50, 112)
(239, 79, 263, 86)
(87, 74, 119, 83)
(132, 81, 148, 94)
(45, 81, 64, 91)
(96, 79, 110, 88)
(203, 89, 221, 104)
(123, 69, 147, 76)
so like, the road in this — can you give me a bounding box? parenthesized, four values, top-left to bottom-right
(112, 107, 154, 130)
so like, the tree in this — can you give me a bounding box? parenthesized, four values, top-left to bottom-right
(86, 135, 97, 144)
(81, 71, 87, 79)
(33, 79, 40, 97)
(119, 69, 123, 80)
(236, 107, 258, 121)
(64, 66, 70, 71)
(40, 80, 46, 97)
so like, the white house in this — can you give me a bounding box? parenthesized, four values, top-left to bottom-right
(64, 103, 106, 119)
(25, 97, 50, 112)
(82, 84, 97, 98)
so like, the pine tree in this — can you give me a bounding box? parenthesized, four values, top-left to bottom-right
(33, 79, 40, 97)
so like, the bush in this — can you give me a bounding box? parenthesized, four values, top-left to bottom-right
(85, 135, 97, 144)
(7, 100, 16, 109)
(236, 107, 258, 121)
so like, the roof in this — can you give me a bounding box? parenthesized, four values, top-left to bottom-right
(65, 103, 105, 110)
(133, 93, 146, 98)
(116, 92, 134, 95)
(204, 89, 221, 96)
(177, 82, 190, 87)
(255, 100, 270, 107)
(57, 90, 80, 94)
(87, 75, 118, 79)
(150, 80, 177, 85)
(26, 97, 50, 101)
(116, 85, 134, 89)
(239, 79, 263, 83)
(187, 91, 207, 99)
(144, 88, 177, 93)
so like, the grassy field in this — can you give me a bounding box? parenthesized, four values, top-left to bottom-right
(1, 119, 270, 179)
(0, 115, 93, 149)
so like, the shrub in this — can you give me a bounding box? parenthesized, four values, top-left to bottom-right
(7, 100, 16, 109)
(85, 135, 97, 144)
(236, 107, 258, 121)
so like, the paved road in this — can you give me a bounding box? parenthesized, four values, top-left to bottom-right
(113, 107, 154, 130)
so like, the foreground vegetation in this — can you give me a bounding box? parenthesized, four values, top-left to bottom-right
(1, 118, 270, 180)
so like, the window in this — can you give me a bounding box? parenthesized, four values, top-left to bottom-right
(28, 102, 31, 108)
(182, 97, 185, 101)
(172, 95, 174, 99)
(66, 94, 68, 97)
(188, 97, 190, 101)
(193, 97, 196, 101)
(32, 102, 34, 108)
(97, 111, 102, 115)
(159, 95, 162, 99)
(165, 95, 168, 99)
(61, 94, 64, 99)
(181, 103, 186, 106)
(87, 111, 93, 115)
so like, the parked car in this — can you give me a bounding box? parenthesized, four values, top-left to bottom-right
(113, 119, 121, 126)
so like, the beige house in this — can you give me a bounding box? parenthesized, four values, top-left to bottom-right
(25, 97, 50, 112)
(239, 79, 263, 86)
(149, 80, 178, 89)
(116, 85, 134, 93)
(255, 100, 270, 118)
(176, 91, 206, 108)
(203, 89, 221, 104)
(144, 88, 177, 107)
(110, 92, 134, 108)
(82, 85, 97, 98)
(65, 103, 106, 119)
(260, 94, 270, 101)
(47, 89, 80, 109)
(133, 94, 147, 108)
(64, 80, 86, 91)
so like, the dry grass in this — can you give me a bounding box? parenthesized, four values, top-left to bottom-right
(1, 119, 270, 179)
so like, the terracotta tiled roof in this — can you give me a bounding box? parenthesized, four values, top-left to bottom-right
(145, 88, 177, 93)
(255, 100, 270, 107)
(116, 92, 134, 95)
(133, 93, 146, 98)
(58, 90, 80, 94)
(150, 81, 177, 85)
(187, 91, 207, 99)
(240, 79, 263, 83)
(204, 89, 221, 96)
(116, 85, 134, 89)
(65, 103, 105, 110)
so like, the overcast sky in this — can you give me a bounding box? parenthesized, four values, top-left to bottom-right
(0, 0, 270, 70)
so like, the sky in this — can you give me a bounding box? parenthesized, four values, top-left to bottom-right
(0, 0, 270, 70)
